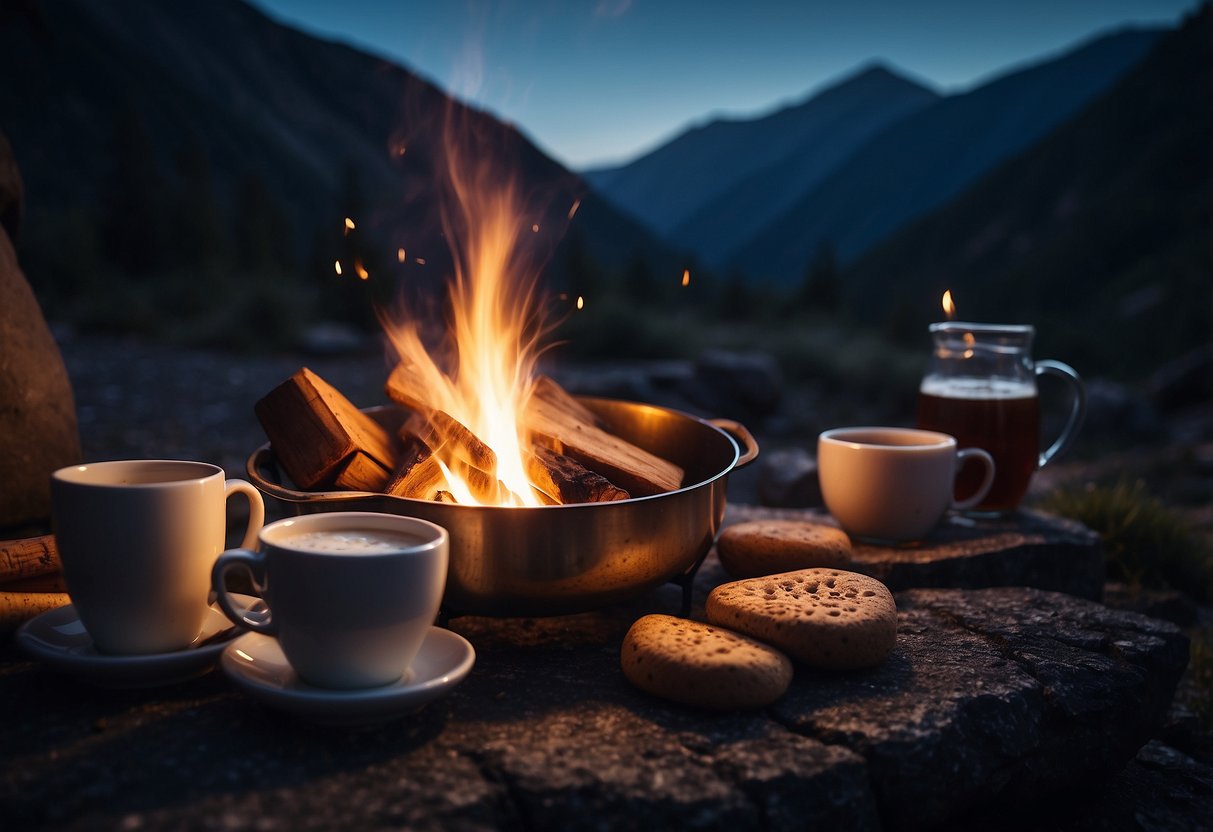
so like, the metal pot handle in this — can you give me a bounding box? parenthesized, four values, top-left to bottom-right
(708, 419, 760, 469)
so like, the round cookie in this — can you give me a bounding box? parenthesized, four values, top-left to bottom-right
(620, 614, 793, 710)
(706, 568, 896, 670)
(716, 520, 852, 578)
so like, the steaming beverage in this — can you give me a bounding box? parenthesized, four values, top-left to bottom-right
(916, 378, 1039, 513)
(283, 529, 427, 555)
(212, 512, 449, 689)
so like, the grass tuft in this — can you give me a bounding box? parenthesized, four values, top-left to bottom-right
(1038, 477, 1213, 604)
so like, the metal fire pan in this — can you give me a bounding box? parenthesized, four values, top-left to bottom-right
(246, 398, 759, 617)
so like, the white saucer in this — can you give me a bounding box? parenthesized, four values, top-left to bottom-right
(15, 595, 256, 688)
(220, 627, 475, 725)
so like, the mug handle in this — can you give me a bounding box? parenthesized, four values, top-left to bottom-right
(1036, 360, 1086, 469)
(224, 478, 265, 550)
(212, 549, 275, 635)
(952, 448, 996, 511)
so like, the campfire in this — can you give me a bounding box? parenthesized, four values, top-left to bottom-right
(255, 108, 684, 507)
(255, 366, 684, 506)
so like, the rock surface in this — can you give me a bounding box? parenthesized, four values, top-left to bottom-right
(0, 578, 1188, 830)
(0, 137, 81, 529)
(726, 505, 1106, 600)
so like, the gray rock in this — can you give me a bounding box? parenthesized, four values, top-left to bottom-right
(1149, 347, 1213, 412)
(0, 227, 81, 528)
(687, 350, 783, 421)
(756, 447, 822, 508)
(725, 506, 1106, 600)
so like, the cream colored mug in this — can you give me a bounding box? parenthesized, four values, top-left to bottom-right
(818, 427, 995, 544)
(51, 460, 264, 654)
(212, 512, 449, 690)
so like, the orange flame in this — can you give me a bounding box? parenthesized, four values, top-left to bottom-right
(380, 114, 552, 506)
(397, 248, 406, 263)
(681, 269, 690, 288)
(941, 289, 956, 320)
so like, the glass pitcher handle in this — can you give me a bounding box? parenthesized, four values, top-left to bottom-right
(1036, 360, 1086, 469)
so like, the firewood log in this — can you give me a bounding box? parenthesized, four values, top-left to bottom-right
(526, 447, 630, 504)
(525, 392, 683, 497)
(429, 410, 497, 474)
(331, 451, 391, 492)
(383, 438, 445, 500)
(256, 367, 396, 489)
(0, 534, 60, 585)
(0, 591, 71, 634)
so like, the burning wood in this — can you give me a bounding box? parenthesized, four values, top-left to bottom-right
(524, 382, 684, 497)
(525, 447, 629, 504)
(255, 367, 396, 490)
(383, 436, 443, 500)
(260, 366, 685, 506)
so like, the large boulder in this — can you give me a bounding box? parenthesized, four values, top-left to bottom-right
(0, 132, 80, 529)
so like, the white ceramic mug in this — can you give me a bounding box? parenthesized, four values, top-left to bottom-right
(212, 512, 449, 690)
(51, 460, 265, 654)
(817, 427, 996, 544)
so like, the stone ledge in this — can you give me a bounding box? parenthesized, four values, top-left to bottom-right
(0, 582, 1187, 831)
(725, 505, 1105, 600)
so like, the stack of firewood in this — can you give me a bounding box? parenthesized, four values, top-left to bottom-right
(0, 535, 69, 632)
(256, 367, 685, 505)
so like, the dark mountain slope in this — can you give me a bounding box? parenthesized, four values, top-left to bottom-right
(583, 64, 938, 240)
(0, 0, 679, 337)
(841, 4, 1211, 380)
(734, 27, 1163, 282)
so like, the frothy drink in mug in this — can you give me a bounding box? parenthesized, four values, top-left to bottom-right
(917, 378, 1039, 513)
(212, 512, 448, 689)
(283, 530, 429, 554)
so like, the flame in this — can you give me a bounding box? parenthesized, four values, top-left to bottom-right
(355, 259, 369, 280)
(941, 289, 956, 320)
(397, 248, 406, 263)
(576, 295, 584, 310)
(681, 269, 690, 288)
(334, 260, 343, 276)
(380, 113, 553, 507)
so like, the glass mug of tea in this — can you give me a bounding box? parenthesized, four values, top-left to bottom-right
(916, 322, 1086, 514)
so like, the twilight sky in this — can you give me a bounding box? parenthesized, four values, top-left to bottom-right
(249, 0, 1199, 170)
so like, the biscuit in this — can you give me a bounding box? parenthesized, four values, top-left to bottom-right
(706, 568, 897, 670)
(620, 614, 793, 710)
(716, 520, 852, 578)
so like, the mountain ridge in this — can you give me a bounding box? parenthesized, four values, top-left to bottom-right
(732, 25, 1163, 280)
(582, 62, 939, 240)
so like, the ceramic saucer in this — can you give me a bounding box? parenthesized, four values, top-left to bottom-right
(220, 627, 475, 726)
(15, 595, 257, 688)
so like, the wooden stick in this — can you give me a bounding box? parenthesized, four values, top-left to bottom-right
(256, 367, 397, 489)
(526, 447, 630, 504)
(331, 451, 391, 493)
(0, 591, 71, 634)
(384, 362, 430, 413)
(529, 375, 606, 430)
(0, 534, 61, 585)
(429, 410, 498, 474)
(525, 399, 683, 497)
(383, 439, 445, 500)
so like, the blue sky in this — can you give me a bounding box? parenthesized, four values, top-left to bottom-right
(250, 0, 1200, 169)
